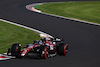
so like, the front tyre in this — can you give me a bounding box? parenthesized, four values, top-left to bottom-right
(57, 43, 68, 56)
(11, 44, 21, 58)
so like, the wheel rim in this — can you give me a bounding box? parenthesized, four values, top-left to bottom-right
(44, 47, 48, 59)
(64, 46, 67, 56)
(16, 46, 19, 52)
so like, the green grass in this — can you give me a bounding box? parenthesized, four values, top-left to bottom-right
(36, 1, 100, 23)
(0, 21, 40, 53)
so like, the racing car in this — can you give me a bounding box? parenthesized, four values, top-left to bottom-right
(7, 34, 68, 59)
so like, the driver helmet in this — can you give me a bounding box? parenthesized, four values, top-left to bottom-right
(39, 40, 43, 45)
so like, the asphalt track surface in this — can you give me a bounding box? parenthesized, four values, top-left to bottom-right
(0, 0, 100, 67)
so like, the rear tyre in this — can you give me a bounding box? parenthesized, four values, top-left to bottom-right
(39, 45, 48, 59)
(11, 44, 21, 58)
(57, 43, 68, 56)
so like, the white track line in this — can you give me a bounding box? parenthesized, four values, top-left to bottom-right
(0, 19, 53, 38)
(26, 2, 100, 26)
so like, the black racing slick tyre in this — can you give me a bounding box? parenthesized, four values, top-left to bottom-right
(57, 43, 68, 56)
(39, 45, 48, 59)
(11, 44, 21, 58)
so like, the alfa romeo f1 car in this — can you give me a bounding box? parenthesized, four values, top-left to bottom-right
(7, 34, 68, 59)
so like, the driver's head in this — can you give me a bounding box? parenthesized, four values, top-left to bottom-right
(39, 40, 43, 45)
(41, 37, 46, 42)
